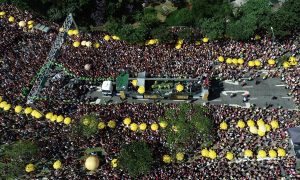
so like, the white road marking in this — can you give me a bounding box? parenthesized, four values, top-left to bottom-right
(211, 99, 222, 102)
(222, 90, 249, 96)
(282, 97, 292, 99)
(245, 103, 251, 108)
(248, 98, 257, 100)
(243, 86, 253, 88)
(275, 84, 286, 87)
(224, 80, 239, 85)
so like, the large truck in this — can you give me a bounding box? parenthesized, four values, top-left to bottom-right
(101, 81, 113, 96)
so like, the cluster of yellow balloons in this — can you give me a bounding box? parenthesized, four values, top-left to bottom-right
(97, 120, 116, 129)
(145, 39, 159, 45)
(201, 149, 217, 159)
(221, 118, 279, 137)
(67, 29, 79, 36)
(162, 152, 184, 163)
(247, 119, 279, 136)
(245, 148, 286, 158)
(282, 56, 299, 68)
(130, 79, 144, 93)
(72, 41, 100, 48)
(122, 117, 168, 132)
(175, 39, 184, 49)
(103, 35, 120, 41)
(45, 112, 72, 125)
(0, 11, 34, 29)
(218, 56, 245, 65)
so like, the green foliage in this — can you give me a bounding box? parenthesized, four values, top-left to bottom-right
(239, 0, 271, 29)
(166, 8, 194, 27)
(150, 25, 174, 43)
(269, 0, 300, 38)
(177, 28, 195, 42)
(226, 15, 257, 40)
(191, 0, 232, 19)
(119, 141, 153, 177)
(199, 18, 226, 39)
(162, 103, 214, 152)
(76, 114, 98, 138)
(118, 24, 148, 44)
(0, 140, 38, 179)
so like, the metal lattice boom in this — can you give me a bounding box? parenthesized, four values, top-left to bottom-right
(27, 14, 76, 104)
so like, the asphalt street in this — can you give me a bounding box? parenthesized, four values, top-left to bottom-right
(85, 75, 297, 110)
(208, 77, 297, 110)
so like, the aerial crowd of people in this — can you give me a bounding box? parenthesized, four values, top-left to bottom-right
(0, 4, 299, 179)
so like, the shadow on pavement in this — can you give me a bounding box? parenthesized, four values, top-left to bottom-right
(208, 77, 224, 101)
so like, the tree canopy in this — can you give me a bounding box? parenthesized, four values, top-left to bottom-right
(118, 141, 154, 177)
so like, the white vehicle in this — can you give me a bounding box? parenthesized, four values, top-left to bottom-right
(101, 81, 113, 96)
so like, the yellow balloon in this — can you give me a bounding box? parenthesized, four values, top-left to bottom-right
(123, 117, 131, 125)
(73, 41, 80, 47)
(237, 58, 244, 65)
(248, 61, 255, 67)
(56, 115, 64, 123)
(159, 121, 168, 128)
(50, 115, 57, 122)
(53, 160, 62, 170)
(111, 159, 118, 168)
(219, 121, 228, 130)
(3, 104, 11, 111)
(176, 84, 184, 92)
(247, 119, 255, 127)
(201, 149, 209, 157)
(163, 155, 172, 163)
(177, 39, 184, 45)
(254, 60, 261, 66)
(131, 79, 138, 87)
(14, 105, 22, 113)
(226, 152, 234, 160)
(25, 163, 35, 173)
(137, 86, 145, 94)
(8, 16, 15, 22)
(268, 59, 275, 65)
(237, 120, 246, 128)
(218, 56, 224, 62)
(130, 123, 138, 131)
(98, 122, 106, 129)
(175, 44, 182, 49)
(93, 43, 100, 48)
(277, 148, 286, 157)
(108, 120, 116, 128)
(139, 123, 147, 131)
(112, 35, 120, 40)
(46, 112, 53, 119)
(202, 37, 209, 43)
(226, 58, 232, 64)
(176, 152, 184, 161)
(151, 123, 159, 131)
(270, 120, 279, 129)
(104, 35, 110, 41)
(257, 150, 267, 158)
(269, 149, 277, 158)
(244, 149, 253, 157)
(64, 117, 72, 125)
(209, 150, 217, 159)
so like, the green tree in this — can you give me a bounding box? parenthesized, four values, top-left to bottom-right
(239, 0, 271, 29)
(199, 18, 226, 39)
(0, 140, 38, 179)
(119, 141, 153, 177)
(75, 114, 98, 138)
(165, 8, 194, 27)
(151, 25, 174, 43)
(269, 0, 300, 37)
(162, 103, 214, 152)
(226, 14, 257, 40)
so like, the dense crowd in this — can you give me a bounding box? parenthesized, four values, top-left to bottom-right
(0, 4, 299, 179)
